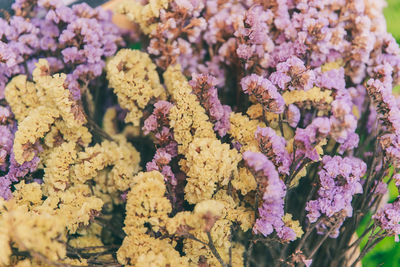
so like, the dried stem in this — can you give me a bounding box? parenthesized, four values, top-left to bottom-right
(308, 219, 343, 259)
(206, 231, 230, 267)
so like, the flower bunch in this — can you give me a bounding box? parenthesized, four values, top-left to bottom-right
(1, 0, 400, 266)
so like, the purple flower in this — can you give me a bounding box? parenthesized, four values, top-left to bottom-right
(294, 117, 331, 161)
(373, 199, 400, 242)
(243, 151, 295, 241)
(236, 44, 253, 60)
(190, 73, 231, 136)
(270, 56, 315, 91)
(0, 0, 124, 99)
(241, 74, 285, 114)
(287, 104, 300, 127)
(306, 155, 366, 237)
(255, 127, 291, 175)
(316, 67, 345, 91)
(61, 47, 81, 63)
(143, 101, 174, 135)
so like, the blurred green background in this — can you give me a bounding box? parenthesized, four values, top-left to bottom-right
(357, 1, 400, 266)
(386, 0, 400, 43)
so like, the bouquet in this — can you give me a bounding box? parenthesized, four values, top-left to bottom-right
(0, 0, 399, 266)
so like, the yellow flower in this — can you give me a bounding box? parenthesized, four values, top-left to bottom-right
(5, 75, 39, 121)
(13, 181, 43, 208)
(282, 86, 333, 106)
(282, 214, 304, 239)
(116, 0, 172, 34)
(164, 64, 215, 154)
(232, 167, 257, 195)
(43, 141, 77, 193)
(13, 106, 59, 164)
(229, 112, 265, 153)
(107, 49, 165, 126)
(182, 138, 241, 204)
(0, 200, 67, 264)
(118, 171, 189, 266)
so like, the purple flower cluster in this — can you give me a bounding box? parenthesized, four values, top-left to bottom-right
(3, 0, 400, 265)
(255, 126, 291, 175)
(373, 199, 400, 242)
(189, 73, 231, 137)
(329, 88, 359, 153)
(0, 106, 40, 199)
(294, 117, 330, 161)
(270, 56, 315, 91)
(244, 151, 296, 241)
(143, 100, 178, 186)
(0, 16, 39, 98)
(306, 155, 366, 237)
(0, 0, 123, 199)
(145, 0, 207, 71)
(0, 0, 123, 99)
(137, 0, 400, 253)
(241, 74, 285, 114)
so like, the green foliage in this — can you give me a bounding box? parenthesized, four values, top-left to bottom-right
(359, 166, 399, 266)
(385, 0, 400, 43)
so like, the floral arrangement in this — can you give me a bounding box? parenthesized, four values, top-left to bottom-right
(0, 0, 400, 266)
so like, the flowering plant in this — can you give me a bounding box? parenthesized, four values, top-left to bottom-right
(0, 0, 400, 266)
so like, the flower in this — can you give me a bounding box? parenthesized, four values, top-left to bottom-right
(241, 74, 285, 114)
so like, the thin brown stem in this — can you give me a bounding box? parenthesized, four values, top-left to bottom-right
(294, 217, 323, 253)
(347, 224, 375, 250)
(207, 231, 229, 267)
(308, 219, 342, 259)
(245, 240, 254, 267)
(350, 236, 384, 267)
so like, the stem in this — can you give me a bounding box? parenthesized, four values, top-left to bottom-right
(245, 241, 254, 267)
(206, 232, 229, 267)
(186, 234, 208, 246)
(279, 114, 284, 138)
(350, 236, 384, 267)
(86, 115, 114, 141)
(308, 219, 342, 259)
(294, 218, 322, 253)
(347, 224, 375, 250)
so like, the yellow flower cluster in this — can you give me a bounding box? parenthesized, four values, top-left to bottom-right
(232, 167, 257, 195)
(13, 106, 59, 164)
(118, 171, 188, 266)
(320, 59, 344, 72)
(282, 214, 304, 239)
(115, 64, 256, 267)
(4, 75, 39, 121)
(164, 64, 215, 154)
(73, 136, 141, 192)
(1, 60, 142, 265)
(6, 59, 90, 165)
(166, 196, 247, 266)
(282, 86, 333, 107)
(106, 49, 165, 126)
(1, 47, 311, 266)
(181, 137, 241, 204)
(116, 0, 172, 34)
(117, 143, 247, 267)
(0, 199, 66, 266)
(229, 112, 265, 153)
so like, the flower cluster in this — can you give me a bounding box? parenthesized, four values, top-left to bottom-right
(1, 0, 400, 266)
(306, 155, 366, 238)
(1, 0, 124, 99)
